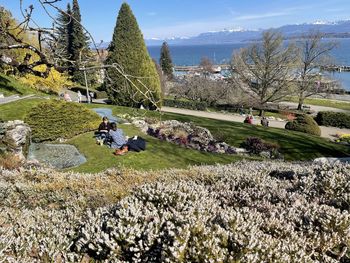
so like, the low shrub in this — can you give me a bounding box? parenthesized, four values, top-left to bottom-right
(285, 114, 321, 136)
(335, 133, 350, 144)
(0, 153, 23, 170)
(163, 98, 207, 111)
(315, 111, 350, 128)
(94, 90, 108, 99)
(241, 136, 279, 154)
(25, 100, 100, 142)
(69, 87, 107, 99)
(71, 162, 350, 262)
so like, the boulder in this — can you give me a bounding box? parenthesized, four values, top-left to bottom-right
(0, 120, 31, 160)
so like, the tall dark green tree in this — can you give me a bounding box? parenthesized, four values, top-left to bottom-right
(55, 3, 72, 67)
(105, 3, 162, 108)
(70, 0, 90, 84)
(159, 41, 174, 80)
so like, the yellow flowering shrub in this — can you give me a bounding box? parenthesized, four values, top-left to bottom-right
(19, 65, 72, 94)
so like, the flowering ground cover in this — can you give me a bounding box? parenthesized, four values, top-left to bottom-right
(0, 161, 349, 262)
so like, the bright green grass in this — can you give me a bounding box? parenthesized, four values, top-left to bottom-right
(286, 96, 350, 111)
(2, 100, 350, 172)
(68, 126, 249, 173)
(94, 104, 350, 161)
(0, 73, 43, 96)
(0, 98, 45, 121)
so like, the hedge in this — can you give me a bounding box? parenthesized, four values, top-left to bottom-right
(315, 111, 350, 129)
(25, 100, 101, 142)
(163, 99, 207, 111)
(285, 114, 321, 136)
(70, 87, 108, 99)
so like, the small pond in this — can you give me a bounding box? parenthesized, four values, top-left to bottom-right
(28, 143, 87, 169)
(93, 108, 120, 123)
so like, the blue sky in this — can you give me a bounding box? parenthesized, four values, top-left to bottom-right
(1, 0, 350, 40)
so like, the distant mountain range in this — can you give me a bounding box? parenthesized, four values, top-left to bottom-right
(96, 20, 350, 48)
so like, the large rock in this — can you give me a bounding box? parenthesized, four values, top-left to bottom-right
(0, 120, 31, 159)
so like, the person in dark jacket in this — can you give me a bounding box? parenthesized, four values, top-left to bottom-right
(96, 116, 111, 144)
(109, 122, 146, 155)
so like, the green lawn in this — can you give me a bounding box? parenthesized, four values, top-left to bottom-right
(101, 105, 350, 161)
(0, 98, 46, 121)
(0, 73, 44, 96)
(2, 99, 350, 173)
(286, 96, 350, 111)
(68, 126, 248, 173)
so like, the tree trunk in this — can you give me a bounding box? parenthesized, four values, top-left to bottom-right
(297, 95, 304, 111)
(259, 109, 264, 117)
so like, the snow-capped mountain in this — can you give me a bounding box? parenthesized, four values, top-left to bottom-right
(144, 20, 350, 46)
(96, 20, 350, 48)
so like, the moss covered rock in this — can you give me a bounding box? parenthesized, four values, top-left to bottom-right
(25, 100, 100, 142)
(285, 114, 321, 136)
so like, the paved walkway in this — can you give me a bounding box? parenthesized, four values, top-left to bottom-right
(161, 107, 350, 140)
(279, 101, 349, 113)
(0, 94, 35, 105)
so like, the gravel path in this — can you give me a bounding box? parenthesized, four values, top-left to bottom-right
(161, 107, 350, 140)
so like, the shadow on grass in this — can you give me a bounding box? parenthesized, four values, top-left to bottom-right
(0, 75, 26, 95)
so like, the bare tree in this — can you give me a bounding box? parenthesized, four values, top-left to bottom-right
(199, 56, 214, 77)
(232, 30, 297, 115)
(170, 76, 233, 106)
(295, 32, 338, 110)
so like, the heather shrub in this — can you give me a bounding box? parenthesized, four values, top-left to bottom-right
(242, 136, 279, 154)
(72, 161, 350, 262)
(285, 114, 321, 136)
(0, 153, 23, 170)
(315, 111, 350, 128)
(0, 162, 350, 262)
(25, 100, 100, 142)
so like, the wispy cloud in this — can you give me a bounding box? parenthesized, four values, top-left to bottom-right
(147, 12, 157, 16)
(234, 12, 288, 21)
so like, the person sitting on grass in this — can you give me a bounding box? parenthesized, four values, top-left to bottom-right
(109, 122, 128, 154)
(244, 115, 253, 124)
(109, 122, 146, 155)
(95, 116, 111, 144)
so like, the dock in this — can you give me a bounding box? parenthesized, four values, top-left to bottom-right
(320, 65, 350, 72)
(174, 64, 231, 72)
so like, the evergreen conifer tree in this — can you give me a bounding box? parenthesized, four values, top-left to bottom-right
(55, 3, 72, 67)
(70, 0, 90, 84)
(159, 41, 174, 79)
(105, 3, 162, 108)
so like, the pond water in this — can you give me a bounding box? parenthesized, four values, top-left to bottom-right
(28, 143, 86, 169)
(93, 108, 120, 123)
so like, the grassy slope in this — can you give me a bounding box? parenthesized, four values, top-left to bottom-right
(0, 73, 42, 96)
(286, 96, 350, 111)
(0, 98, 44, 121)
(68, 128, 247, 173)
(101, 105, 350, 161)
(1, 100, 349, 172)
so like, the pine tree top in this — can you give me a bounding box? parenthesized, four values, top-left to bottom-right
(72, 0, 82, 22)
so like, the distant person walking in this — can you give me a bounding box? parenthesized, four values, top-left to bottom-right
(77, 91, 82, 103)
(261, 117, 269, 127)
(89, 91, 94, 103)
(64, 91, 72, 102)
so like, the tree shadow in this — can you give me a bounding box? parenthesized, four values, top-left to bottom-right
(0, 75, 23, 95)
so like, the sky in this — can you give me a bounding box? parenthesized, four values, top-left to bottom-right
(1, 0, 350, 41)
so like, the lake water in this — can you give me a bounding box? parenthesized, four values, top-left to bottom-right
(148, 38, 350, 90)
